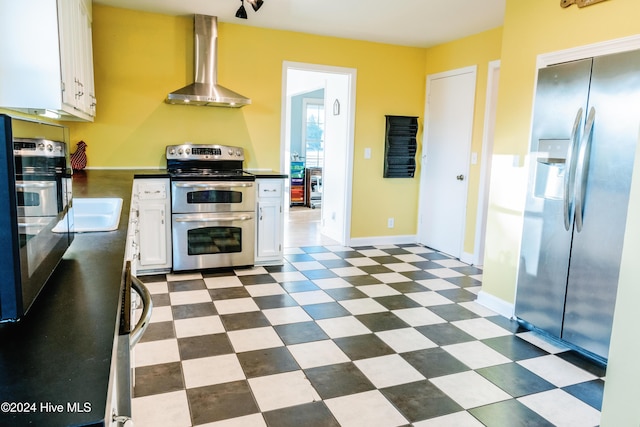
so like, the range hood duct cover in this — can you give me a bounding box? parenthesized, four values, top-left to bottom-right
(166, 15, 251, 108)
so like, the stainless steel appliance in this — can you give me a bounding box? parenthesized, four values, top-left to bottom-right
(515, 49, 640, 361)
(0, 114, 74, 322)
(167, 144, 255, 271)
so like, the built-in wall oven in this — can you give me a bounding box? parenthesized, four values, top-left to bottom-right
(0, 114, 74, 322)
(167, 144, 255, 271)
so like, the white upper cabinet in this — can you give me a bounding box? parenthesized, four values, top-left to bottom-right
(0, 0, 96, 121)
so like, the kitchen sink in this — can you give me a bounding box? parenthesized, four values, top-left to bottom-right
(53, 198, 123, 233)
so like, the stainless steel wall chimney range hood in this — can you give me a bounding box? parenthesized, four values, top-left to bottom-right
(166, 15, 251, 108)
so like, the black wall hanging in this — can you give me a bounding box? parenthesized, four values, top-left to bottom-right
(383, 115, 418, 178)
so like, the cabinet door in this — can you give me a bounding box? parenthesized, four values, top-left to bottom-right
(57, 0, 77, 110)
(256, 198, 282, 259)
(138, 202, 168, 266)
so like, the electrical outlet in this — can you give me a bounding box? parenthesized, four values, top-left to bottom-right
(387, 218, 394, 228)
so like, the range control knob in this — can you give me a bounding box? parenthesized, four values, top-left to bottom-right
(38, 142, 45, 151)
(46, 144, 53, 152)
(228, 148, 234, 155)
(236, 149, 242, 156)
(178, 148, 183, 155)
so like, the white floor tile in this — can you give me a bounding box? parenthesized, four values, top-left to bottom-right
(413, 411, 485, 427)
(234, 266, 269, 276)
(354, 354, 424, 388)
(325, 390, 409, 427)
(433, 259, 469, 268)
(457, 301, 498, 317)
(430, 371, 511, 409)
(244, 283, 287, 297)
(376, 328, 438, 353)
(248, 370, 321, 412)
(310, 252, 341, 261)
(338, 298, 388, 315)
(291, 261, 326, 271)
(416, 278, 459, 291)
(391, 307, 447, 326)
(516, 331, 570, 354)
(316, 316, 371, 338)
(517, 355, 598, 387)
(312, 277, 353, 289)
(132, 390, 191, 427)
(149, 305, 173, 323)
(345, 257, 380, 267)
(451, 318, 512, 340)
(169, 289, 212, 306)
(145, 281, 168, 294)
(227, 326, 284, 352)
(268, 271, 308, 283)
(214, 297, 260, 315)
(518, 389, 601, 427)
(428, 268, 465, 278)
(197, 413, 267, 427)
(182, 354, 245, 388)
(174, 315, 225, 338)
(442, 341, 511, 369)
(393, 253, 431, 263)
(407, 291, 453, 306)
(204, 276, 243, 289)
(287, 339, 350, 369)
(330, 266, 367, 277)
(404, 246, 434, 254)
(262, 306, 313, 325)
(386, 262, 421, 272)
(358, 284, 402, 297)
(357, 249, 390, 257)
(371, 272, 413, 284)
(135, 339, 181, 367)
(289, 290, 335, 305)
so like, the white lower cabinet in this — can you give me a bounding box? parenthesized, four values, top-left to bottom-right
(130, 178, 172, 274)
(255, 178, 285, 265)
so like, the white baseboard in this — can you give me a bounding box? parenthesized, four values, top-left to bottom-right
(347, 235, 417, 247)
(460, 251, 474, 265)
(476, 290, 515, 319)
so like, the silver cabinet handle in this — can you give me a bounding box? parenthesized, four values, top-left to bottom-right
(456, 175, 465, 181)
(574, 107, 596, 232)
(130, 274, 153, 347)
(175, 214, 253, 223)
(563, 108, 583, 231)
(15, 182, 56, 188)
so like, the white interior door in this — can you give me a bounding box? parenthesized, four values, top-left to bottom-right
(418, 66, 477, 258)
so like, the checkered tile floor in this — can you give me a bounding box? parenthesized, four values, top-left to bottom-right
(131, 244, 605, 427)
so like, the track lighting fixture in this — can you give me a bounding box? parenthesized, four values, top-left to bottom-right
(235, 0, 263, 19)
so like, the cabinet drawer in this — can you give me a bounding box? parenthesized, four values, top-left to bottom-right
(257, 181, 282, 198)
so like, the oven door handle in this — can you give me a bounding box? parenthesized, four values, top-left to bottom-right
(15, 182, 56, 189)
(173, 182, 254, 189)
(175, 214, 254, 223)
(130, 274, 153, 347)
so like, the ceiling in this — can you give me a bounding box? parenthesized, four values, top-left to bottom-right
(93, 0, 506, 48)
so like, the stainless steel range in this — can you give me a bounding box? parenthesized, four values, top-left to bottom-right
(166, 144, 255, 271)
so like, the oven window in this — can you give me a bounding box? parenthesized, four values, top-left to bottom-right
(187, 190, 243, 205)
(187, 227, 242, 255)
(17, 191, 41, 207)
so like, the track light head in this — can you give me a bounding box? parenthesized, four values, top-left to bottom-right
(235, 0, 248, 19)
(247, 0, 264, 12)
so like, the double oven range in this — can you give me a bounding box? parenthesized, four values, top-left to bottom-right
(166, 144, 255, 271)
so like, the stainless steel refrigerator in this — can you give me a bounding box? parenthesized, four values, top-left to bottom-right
(515, 48, 640, 361)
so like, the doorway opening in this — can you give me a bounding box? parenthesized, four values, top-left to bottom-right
(281, 62, 357, 248)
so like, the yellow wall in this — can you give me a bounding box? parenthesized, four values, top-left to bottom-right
(67, 5, 426, 239)
(424, 28, 503, 255)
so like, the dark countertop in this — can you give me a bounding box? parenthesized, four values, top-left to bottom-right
(0, 169, 139, 427)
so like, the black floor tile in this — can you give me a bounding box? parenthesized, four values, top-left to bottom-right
(399, 270, 439, 280)
(303, 302, 351, 320)
(237, 347, 300, 378)
(274, 321, 330, 345)
(323, 287, 368, 301)
(209, 287, 252, 300)
(264, 264, 298, 273)
(436, 288, 478, 303)
(562, 379, 605, 410)
(138, 321, 175, 343)
(469, 399, 555, 427)
(427, 304, 480, 321)
(263, 401, 340, 427)
(279, 280, 320, 293)
(333, 334, 396, 360)
(451, 265, 483, 276)
(481, 335, 550, 361)
(168, 278, 206, 292)
(386, 281, 430, 293)
(332, 250, 364, 259)
(171, 302, 217, 319)
(374, 295, 422, 310)
(186, 380, 260, 425)
(410, 260, 447, 270)
(358, 265, 394, 275)
(238, 274, 278, 285)
(355, 312, 410, 332)
(423, 252, 452, 261)
(476, 362, 556, 397)
(136, 273, 166, 283)
(221, 311, 271, 331)
(150, 293, 170, 307)
(370, 255, 403, 265)
(401, 347, 470, 378)
(304, 362, 376, 399)
(556, 351, 607, 377)
(341, 275, 383, 286)
(302, 269, 338, 280)
(177, 333, 235, 360)
(381, 380, 464, 422)
(415, 323, 475, 346)
(318, 259, 354, 269)
(445, 276, 482, 287)
(253, 293, 300, 309)
(134, 362, 184, 397)
(380, 247, 412, 255)
(487, 315, 527, 333)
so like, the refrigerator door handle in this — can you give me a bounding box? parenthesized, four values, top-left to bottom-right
(574, 106, 596, 232)
(563, 108, 583, 231)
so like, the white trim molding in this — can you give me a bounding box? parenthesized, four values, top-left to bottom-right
(476, 290, 515, 319)
(348, 235, 417, 247)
